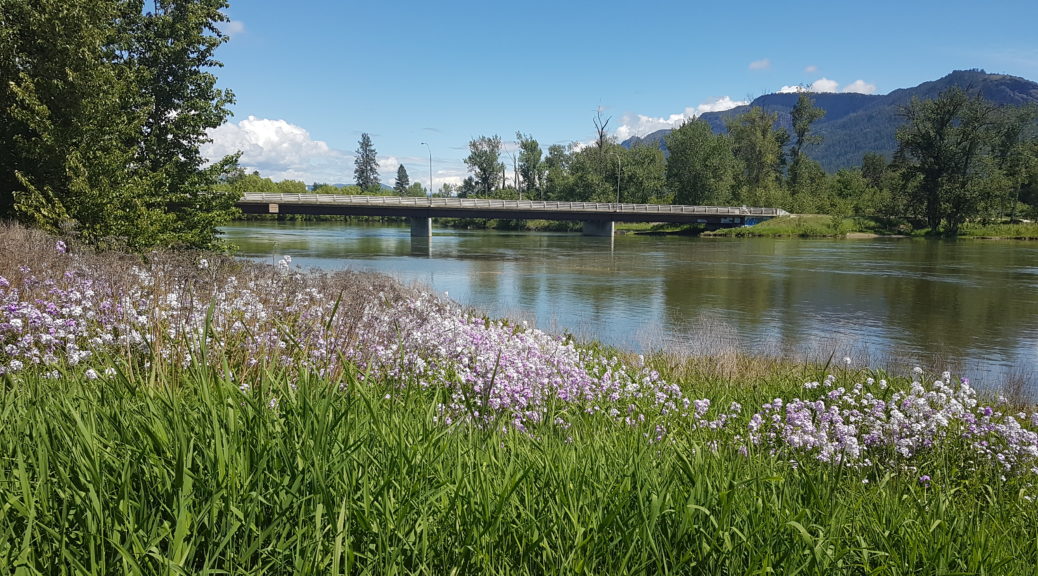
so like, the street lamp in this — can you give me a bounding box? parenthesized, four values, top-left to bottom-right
(609, 152, 621, 205)
(420, 142, 432, 196)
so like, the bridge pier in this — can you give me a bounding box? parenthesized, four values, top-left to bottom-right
(409, 217, 432, 238)
(581, 220, 615, 237)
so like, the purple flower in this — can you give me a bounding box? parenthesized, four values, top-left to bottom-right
(918, 475, 931, 487)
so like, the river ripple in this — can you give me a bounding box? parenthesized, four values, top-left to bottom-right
(222, 221, 1038, 392)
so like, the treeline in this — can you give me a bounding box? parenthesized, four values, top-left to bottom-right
(461, 92, 1038, 234)
(0, 0, 238, 250)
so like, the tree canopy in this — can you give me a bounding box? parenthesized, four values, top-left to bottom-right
(354, 133, 380, 192)
(0, 0, 239, 250)
(464, 135, 502, 197)
(394, 165, 410, 195)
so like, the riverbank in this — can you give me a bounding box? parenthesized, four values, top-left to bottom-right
(2, 223, 1037, 573)
(702, 214, 1038, 239)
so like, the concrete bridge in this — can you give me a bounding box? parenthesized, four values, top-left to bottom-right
(236, 193, 788, 237)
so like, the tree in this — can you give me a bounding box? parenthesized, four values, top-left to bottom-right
(458, 176, 479, 198)
(861, 153, 888, 190)
(990, 105, 1038, 221)
(516, 132, 544, 198)
(788, 93, 826, 201)
(394, 165, 410, 195)
(464, 135, 501, 197)
(789, 93, 826, 166)
(542, 144, 572, 200)
(354, 133, 380, 191)
(2, 0, 239, 250)
(133, 0, 240, 248)
(620, 145, 667, 204)
(593, 109, 612, 151)
(564, 144, 615, 202)
(895, 87, 999, 233)
(665, 118, 736, 205)
(727, 107, 789, 206)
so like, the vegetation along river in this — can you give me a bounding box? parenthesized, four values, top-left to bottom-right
(223, 221, 1038, 393)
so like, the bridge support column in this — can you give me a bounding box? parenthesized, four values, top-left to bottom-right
(409, 217, 432, 238)
(581, 220, 615, 237)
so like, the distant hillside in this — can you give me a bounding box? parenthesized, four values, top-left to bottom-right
(622, 70, 1038, 172)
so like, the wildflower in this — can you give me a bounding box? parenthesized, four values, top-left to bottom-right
(843, 356, 851, 367)
(918, 475, 931, 487)
(55, 240, 67, 254)
(84, 368, 99, 380)
(198, 258, 210, 270)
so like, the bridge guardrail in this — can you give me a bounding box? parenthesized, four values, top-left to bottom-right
(240, 193, 788, 217)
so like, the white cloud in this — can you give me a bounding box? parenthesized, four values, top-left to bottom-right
(804, 65, 818, 73)
(695, 96, 747, 113)
(810, 78, 840, 92)
(842, 79, 877, 94)
(778, 78, 878, 95)
(749, 58, 771, 70)
(203, 115, 352, 183)
(613, 97, 749, 141)
(223, 20, 245, 37)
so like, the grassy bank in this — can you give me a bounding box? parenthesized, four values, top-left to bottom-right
(1, 224, 1037, 574)
(705, 215, 1038, 239)
(702, 215, 907, 238)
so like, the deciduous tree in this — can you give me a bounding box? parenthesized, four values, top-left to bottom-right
(516, 132, 544, 198)
(727, 107, 789, 206)
(1, 0, 239, 250)
(665, 118, 736, 205)
(895, 87, 999, 233)
(464, 135, 502, 197)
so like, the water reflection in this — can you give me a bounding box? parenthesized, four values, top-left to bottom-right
(222, 221, 1038, 390)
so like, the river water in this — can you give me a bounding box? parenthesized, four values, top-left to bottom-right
(222, 221, 1038, 391)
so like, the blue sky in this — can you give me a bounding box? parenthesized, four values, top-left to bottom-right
(201, 0, 1038, 189)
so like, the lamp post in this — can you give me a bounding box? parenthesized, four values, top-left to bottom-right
(420, 142, 432, 196)
(610, 152, 621, 205)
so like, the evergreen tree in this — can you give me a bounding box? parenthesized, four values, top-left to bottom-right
(354, 133, 380, 191)
(394, 165, 410, 195)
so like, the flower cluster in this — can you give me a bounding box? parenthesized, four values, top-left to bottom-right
(1, 242, 1036, 479)
(0, 247, 693, 433)
(748, 371, 1038, 477)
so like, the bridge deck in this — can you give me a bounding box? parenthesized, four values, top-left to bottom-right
(237, 193, 788, 224)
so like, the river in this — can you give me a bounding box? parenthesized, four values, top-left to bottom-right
(222, 221, 1038, 392)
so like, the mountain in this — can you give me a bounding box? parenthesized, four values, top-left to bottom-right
(621, 70, 1038, 172)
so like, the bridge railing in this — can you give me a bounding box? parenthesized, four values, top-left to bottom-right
(239, 193, 787, 217)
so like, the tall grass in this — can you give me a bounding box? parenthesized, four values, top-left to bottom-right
(3, 362, 1037, 574)
(1, 223, 1037, 574)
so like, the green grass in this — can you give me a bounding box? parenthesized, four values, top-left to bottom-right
(2, 357, 1036, 575)
(703, 215, 910, 238)
(956, 221, 1038, 239)
(706, 215, 1038, 240)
